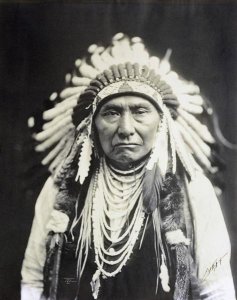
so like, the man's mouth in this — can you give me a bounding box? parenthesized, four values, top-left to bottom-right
(113, 143, 140, 148)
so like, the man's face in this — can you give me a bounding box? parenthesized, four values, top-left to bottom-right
(94, 95, 160, 169)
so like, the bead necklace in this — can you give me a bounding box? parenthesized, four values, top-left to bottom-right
(91, 157, 146, 299)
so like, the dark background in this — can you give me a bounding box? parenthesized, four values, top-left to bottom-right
(0, 2, 237, 299)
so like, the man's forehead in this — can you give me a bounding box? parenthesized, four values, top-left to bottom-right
(100, 95, 157, 109)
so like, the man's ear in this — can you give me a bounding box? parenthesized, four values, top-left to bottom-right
(91, 122, 103, 158)
(156, 117, 162, 131)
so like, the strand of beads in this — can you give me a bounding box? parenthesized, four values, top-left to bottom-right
(91, 158, 146, 282)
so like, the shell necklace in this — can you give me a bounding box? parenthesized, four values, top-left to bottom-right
(91, 157, 146, 299)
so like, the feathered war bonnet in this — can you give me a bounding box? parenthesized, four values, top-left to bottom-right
(31, 33, 223, 299)
(31, 33, 218, 188)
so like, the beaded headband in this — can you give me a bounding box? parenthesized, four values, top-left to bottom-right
(95, 80, 163, 110)
(77, 62, 178, 117)
(29, 33, 221, 191)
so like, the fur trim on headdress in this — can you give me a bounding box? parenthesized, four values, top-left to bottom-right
(159, 173, 191, 300)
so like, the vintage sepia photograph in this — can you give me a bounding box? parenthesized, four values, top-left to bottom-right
(0, 1, 237, 299)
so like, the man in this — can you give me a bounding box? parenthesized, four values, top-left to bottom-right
(21, 33, 235, 299)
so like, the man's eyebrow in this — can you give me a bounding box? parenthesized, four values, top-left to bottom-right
(129, 103, 151, 108)
(100, 102, 152, 111)
(100, 104, 122, 110)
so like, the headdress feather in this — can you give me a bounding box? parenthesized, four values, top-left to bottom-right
(75, 114, 93, 185)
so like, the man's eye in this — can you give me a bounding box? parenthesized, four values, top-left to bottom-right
(134, 108, 148, 115)
(103, 110, 119, 116)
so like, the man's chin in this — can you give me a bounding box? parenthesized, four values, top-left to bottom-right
(107, 152, 149, 170)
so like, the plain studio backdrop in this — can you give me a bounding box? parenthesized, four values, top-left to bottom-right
(0, 1, 236, 299)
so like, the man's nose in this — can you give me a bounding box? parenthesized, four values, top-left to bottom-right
(117, 112, 135, 138)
